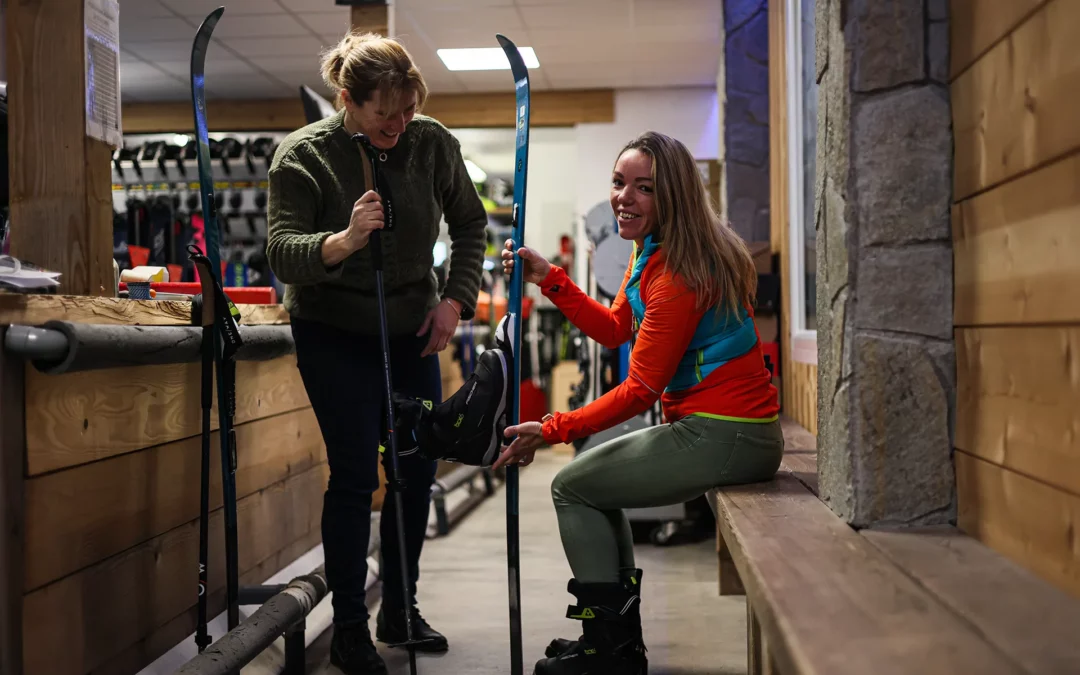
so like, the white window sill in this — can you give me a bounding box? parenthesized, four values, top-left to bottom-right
(791, 331, 817, 365)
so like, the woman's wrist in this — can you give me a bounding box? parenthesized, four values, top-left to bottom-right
(321, 230, 360, 267)
(442, 297, 463, 317)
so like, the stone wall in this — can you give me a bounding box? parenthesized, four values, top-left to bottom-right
(723, 0, 770, 242)
(815, 0, 955, 527)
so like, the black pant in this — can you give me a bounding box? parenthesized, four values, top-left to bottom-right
(291, 316, 441, 625)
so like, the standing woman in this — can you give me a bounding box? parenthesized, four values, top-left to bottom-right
(497, 131, 783, 675)
(266, 31, 488, 675)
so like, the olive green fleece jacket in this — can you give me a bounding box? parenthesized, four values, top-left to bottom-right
(265, 109, 488, 336)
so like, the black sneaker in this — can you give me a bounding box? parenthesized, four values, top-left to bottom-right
(330, 620, 387, 675)
(392, 347, 509, 467)
(376, 604, 450, 653)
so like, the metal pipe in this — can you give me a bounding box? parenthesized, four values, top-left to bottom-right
(3, 322, 294, 374)
(172, 566, 328, 675)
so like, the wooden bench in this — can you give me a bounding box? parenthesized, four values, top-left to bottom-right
(709, 416, 1080, 675)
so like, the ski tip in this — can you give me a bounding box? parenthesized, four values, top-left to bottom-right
(495, 33, 515, 49)
(197, 6, 226, 34)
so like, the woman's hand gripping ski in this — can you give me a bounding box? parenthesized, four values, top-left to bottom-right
(491, 238, 553, 470)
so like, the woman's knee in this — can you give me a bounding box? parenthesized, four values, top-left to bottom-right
(550, 464, 578, 506)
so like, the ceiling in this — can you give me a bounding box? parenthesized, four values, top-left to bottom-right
(118, 0, 722, 102)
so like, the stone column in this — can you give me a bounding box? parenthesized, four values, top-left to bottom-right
(815, 0, 955, 527)
(722, 0, 770, 242)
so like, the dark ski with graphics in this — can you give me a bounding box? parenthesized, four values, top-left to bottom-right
(496, 32, 530, 675)
(190, 5, 243, 635)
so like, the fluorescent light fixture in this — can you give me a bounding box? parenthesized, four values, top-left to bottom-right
(437, 47, 540, 71)
(464, 159, 488, 183)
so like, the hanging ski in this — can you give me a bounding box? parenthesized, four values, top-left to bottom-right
(496, 32, 530, 675)
(190, 5, 244, 632)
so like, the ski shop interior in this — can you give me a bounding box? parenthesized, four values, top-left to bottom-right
(2, 1, 1080, 675)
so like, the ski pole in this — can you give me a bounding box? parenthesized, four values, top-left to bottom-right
(352, 132, 420, 675)
(188, 243, 214, 653)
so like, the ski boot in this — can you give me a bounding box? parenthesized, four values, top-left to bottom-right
(391, 345, 509, 467)
(534, 575, 648, 675)
(544, 568, 643, 659)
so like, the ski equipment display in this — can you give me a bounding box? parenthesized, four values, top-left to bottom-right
(496, 32, 531, 675)
(190, 5, 243, 633)
(351, 131, 422, 675)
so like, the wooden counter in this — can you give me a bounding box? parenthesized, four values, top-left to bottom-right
(0, 294, 342, 675)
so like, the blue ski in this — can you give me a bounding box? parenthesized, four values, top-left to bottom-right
(190, 5, 242, 633)
(496, 32, 530, 675)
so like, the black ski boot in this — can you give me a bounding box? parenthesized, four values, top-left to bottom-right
(392, 346, 509, 467)
(544, 568, 643, 659)
(330, 620, 388, 675)
(534, 576, 648, 675)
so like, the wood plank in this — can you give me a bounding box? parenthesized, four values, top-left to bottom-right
(22, 462, 328, 675)
(24, 407, 325, 591)
(6, 0, 114, 296)
(352, 3, 388, 35)
(949, 0, 1048, 79)
(953, 152, 1080, 326)
(955, 327, 1080, 496)
(714, 473, 1024, 675)
(863, 525, 1080, 674)
(0, 294, 289, 327)
(87, 527, 323, 675)
(25, 354, 310, 475)
(120, 89, 615, 133)
(956, 450, 1080, 600)
(951, 0, 1080, 200)
(0, 335, 26, 675)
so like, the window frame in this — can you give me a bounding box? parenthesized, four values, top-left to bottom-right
(785, 0, 818, 365)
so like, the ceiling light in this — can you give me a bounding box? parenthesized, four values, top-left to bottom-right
(437, 47, 540, 71)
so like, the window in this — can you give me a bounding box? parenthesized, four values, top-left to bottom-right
(786, 0, 818, 363)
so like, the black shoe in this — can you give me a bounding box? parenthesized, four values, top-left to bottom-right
(544, 568, 643, 659)
(330, 620, 387, 675)
(392, 347, 509, 467)
(376, 604, 450, 653)
(534, 575, 648, 675)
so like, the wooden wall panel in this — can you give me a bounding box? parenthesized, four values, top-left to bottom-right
(953, 152, 1080, 326)
(24, 407, 325, 591)
(956, 327, 1080, 497)
(87, 527, 323, 675)
(25, 355, 309, 475)
(22, 462, 328, 675)
(956, 451, 1080, 599)
(767, 0, 818, 437)
(949, 0, 1049, 79)
(952, 0, 1080, 201)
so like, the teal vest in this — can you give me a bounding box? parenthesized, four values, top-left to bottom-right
(626, 235, 758, 393)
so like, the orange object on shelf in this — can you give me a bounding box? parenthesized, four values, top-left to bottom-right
(474, 290, 533, 322)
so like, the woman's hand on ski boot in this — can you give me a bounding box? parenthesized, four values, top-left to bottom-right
(493, 421, 544, 469)
(502, 240, 551, 285)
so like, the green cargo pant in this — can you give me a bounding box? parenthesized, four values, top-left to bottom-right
(550, 414, 784, 583)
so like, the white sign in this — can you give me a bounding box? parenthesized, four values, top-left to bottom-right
(84, 0, 122, 147)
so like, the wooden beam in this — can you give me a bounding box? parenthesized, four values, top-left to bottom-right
(7, 0, 114, 296)
(352, 3, 389, 36)
(120, 89, 615, 133)
(0, 332, 26, 675)
(0, 294, 289, 327)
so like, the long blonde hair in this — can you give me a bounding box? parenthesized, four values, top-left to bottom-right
(319, 31, 429, 112)
(618, 131, 757, 314)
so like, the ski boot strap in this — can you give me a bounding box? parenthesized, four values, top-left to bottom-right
(565, 595, 639, 621)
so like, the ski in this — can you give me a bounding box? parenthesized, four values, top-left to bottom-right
(496, 32, 530, 675)
(190, 6, 243, 632)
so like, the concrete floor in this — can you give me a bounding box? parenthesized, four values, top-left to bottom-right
(312, 450, 749, 675)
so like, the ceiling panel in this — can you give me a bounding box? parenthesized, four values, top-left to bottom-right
(159, 0, 284, 17)
(210, 14, 312, 38)
(293, 9, 351, 36)
(117, 0, 721, 101)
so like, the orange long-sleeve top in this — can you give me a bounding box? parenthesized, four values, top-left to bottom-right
(538, 251, 778, 446)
